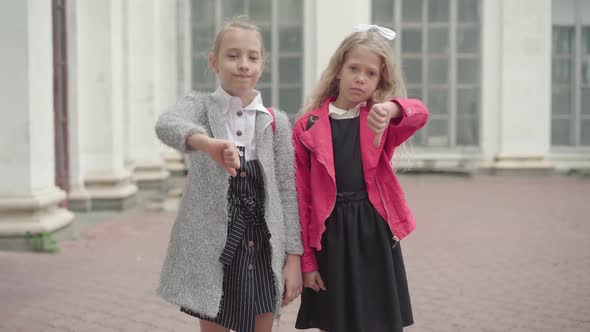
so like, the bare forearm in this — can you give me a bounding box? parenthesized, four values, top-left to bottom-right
(384, 101, 402, 119)
(286, 253, 301, 263)
(186, 133, 212, 151)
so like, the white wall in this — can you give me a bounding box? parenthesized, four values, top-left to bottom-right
(305, 0, 372, 96)
(497, 0, 552, 157)
(0, 0, 55, 194)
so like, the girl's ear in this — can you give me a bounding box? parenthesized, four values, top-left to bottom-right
(208, 52, 217, 73)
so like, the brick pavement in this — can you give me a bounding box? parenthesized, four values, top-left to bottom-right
(0, 175, 589, 332)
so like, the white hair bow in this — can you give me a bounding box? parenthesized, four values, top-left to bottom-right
(352, 24, 397, 41)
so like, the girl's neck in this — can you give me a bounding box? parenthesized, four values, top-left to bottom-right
(333, 96, 365, 111)
(221, 86, 257, 107)
(238, 90, 257, 107)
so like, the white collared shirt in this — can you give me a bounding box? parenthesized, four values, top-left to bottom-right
(211, 87, 270, 161)
(328, 101, 366, 119)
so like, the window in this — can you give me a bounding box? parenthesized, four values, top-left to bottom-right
(372, 0, 482, 147)
(552, 0, 590, 147)
(190, 0, 304, 116)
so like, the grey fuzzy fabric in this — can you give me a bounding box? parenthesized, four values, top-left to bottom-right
(155, 91, 303, 317)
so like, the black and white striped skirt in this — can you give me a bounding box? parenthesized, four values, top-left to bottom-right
(182, 148, 276, 332)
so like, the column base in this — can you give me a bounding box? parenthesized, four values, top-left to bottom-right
(133, 161, 170, 190)
(85, 170, 138, 211)
(0, 186, 75, 251)
(480, 154, 554, 175)
(68, 186, 92, 212)
(163, 150, 187, 176)
(397, 158, 476, 176)
(568, 168, 590, 177)
(548, 152, 590, 175)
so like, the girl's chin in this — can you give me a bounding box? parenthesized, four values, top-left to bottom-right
(226, 86, 255, 97)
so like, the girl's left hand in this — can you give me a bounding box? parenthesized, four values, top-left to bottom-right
(282, 254, 303, 307)
(368, 102, 401, 146)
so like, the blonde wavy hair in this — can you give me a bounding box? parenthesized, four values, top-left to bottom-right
(301, 30, 413, 170)
(301, 30, 407, 115)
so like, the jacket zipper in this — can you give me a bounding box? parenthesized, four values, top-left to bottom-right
(375, 176, 399, 246)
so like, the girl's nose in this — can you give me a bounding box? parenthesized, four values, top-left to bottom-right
(238, 57, 249, 71)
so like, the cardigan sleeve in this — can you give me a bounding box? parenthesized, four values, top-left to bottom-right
(155, 92, 209, 153)
(272, 110, 304, 255)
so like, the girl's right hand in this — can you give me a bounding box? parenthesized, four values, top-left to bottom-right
(188, 134, 240, 176)
(303, 271, 327, 292)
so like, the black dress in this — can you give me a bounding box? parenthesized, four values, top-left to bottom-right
(295, 116, 414, 332)
(181, 146, 276, 332)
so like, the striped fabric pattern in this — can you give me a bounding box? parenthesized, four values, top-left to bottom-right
(182, 146, 276, 332)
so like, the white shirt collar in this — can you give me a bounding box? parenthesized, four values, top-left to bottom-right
(328, 101, 366, 119)
(211, 86, 269, 115)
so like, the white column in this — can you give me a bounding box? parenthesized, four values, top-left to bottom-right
(66, 0, 91, 211)
(480, 0, 553, 171)
(178, 0, 192, 96)
(72, 0, 137, 210)
(0, 0, 74, 244)
(306, 0, 371, 85)
(127, 0, 170, 188)
(303, 0, 318, 98)
(155, 0, 185, 176)
(480, 0, 501, 165)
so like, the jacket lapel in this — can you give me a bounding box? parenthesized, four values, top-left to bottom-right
(299, 99, 336, 183)
(206, 97, 228, 140)
(254, 110, 273, 170)
(299, 99, 384, 184)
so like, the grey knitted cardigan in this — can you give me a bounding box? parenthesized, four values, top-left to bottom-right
(155, 91, 303, 317)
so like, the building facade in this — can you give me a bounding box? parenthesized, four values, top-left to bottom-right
(0, 0, 588, 246)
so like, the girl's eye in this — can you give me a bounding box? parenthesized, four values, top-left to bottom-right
(250, 56, 259, 61)
(227, 54, 238, 59)
(368, 71, 377, 77)
(350, 65, 358, 72)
